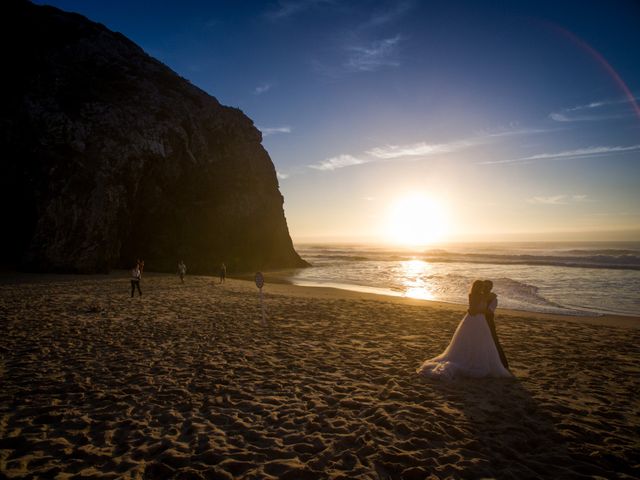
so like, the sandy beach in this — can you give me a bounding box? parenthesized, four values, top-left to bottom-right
(1, 272, 639, 479)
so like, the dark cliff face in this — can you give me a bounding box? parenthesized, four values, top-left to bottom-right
(0, 1, 308, 273)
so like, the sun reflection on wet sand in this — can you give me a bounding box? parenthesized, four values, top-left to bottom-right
(401, 259, 436, 300)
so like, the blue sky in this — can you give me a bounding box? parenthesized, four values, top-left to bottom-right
(37, 0, 640, 243)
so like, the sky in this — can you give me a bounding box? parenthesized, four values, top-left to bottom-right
(37, 0, 640, 244)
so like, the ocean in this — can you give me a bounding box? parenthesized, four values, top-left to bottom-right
(287, 242, 640, 317)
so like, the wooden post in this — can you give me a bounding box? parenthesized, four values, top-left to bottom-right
(255, 272, 266, 325)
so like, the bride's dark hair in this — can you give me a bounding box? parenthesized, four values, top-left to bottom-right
(469, 280, 484, 296)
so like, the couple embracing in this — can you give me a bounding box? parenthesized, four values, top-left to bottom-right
(417, 279, 512, 379)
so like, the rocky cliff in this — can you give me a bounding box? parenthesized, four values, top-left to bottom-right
(0, 1, 307, 273)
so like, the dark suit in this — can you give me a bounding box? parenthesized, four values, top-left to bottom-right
(486, 293, 509, 369)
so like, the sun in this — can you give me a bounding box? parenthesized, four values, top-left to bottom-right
(386, 193, 449, 246)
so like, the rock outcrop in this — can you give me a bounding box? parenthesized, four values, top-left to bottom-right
(0, 1, 307, 273)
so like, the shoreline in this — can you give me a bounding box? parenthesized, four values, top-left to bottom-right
(232, 270, 640, 328)
(258, 277, 640, 329)
(1, 271, 638, 328)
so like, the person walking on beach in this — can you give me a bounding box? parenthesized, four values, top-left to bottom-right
(130, 261, 142, 297)
(219, 262, 226, 284)
(483, 280, 509, 369)
(417, 279, 511, 379)
(177, 260, 187, 284)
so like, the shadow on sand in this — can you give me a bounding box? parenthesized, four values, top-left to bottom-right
(426, 376, 613, 479)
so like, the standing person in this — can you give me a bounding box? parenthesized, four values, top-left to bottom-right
(219, 262, 226, 284)
(130, 261, 142, 297)
(416, 280, 511, 379)
(483, 280, 509, 369)
(177, 260, 187, 284)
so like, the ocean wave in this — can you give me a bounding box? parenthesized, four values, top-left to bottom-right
(302, 254, 372, 262)
(299, 248, 640, 270)
(492, 277, 566, 310)
(292, 245, 640, 316)
(562, 249, 640, 256)
(411, 273, 569, 312)
(419, 253, 640, 270)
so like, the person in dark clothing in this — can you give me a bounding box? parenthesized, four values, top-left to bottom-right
(177, 260, 187, 284)
(219, 262, 226, 284)
(131, 261, 142, 297)
(483, 280, 508, 369)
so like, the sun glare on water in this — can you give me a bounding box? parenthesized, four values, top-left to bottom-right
(386, 193, 449, 246)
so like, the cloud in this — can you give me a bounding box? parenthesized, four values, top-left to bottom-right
(527, 195, 569, 205)
(549, 97, 640, 122)
(259, 126, 292, 137)
(254, 83, 273, 95)
(527, 194, 590, 205)
(309, 154, 366, 171)
(550, 112, 628, 122)
(360, 1, 415, 30)
(522, 145, 640, 160)
(266, 0, 333, 20)
(566, 101, 608, 112)
(481, 144, 640, 165)
(308, 126, 559, 174)
(344, 35, 402, 72)
(483, 127, 558, 137)
(367, 127, 544, 162)
(309, 138, 473, 173)
(276, 171, 290, 180)
(366, 140, 471, 159)
(571, 194, 589, 202)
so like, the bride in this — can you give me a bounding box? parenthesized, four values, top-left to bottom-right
(417, 280, 512, 379)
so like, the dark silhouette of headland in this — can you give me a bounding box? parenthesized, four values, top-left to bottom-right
(0, 1, 308, 274)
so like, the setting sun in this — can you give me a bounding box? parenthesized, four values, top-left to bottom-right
(386, 193, 449, 246)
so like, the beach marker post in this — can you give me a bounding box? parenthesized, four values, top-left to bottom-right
(255, 271, 266, 325)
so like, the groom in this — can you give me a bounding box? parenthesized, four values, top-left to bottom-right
(483, 280, 509, 369)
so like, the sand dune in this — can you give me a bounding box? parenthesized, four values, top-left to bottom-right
(0, 273, 638, 479)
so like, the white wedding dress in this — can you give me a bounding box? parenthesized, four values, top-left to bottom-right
(417, 310, 512, 379)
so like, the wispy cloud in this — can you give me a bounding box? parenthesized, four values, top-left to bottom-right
(549, 97, 640, 122)
(550, 112, 629, 122)
(309, 154, 366, 171)
(344, 35, 402, 72)
(482, 127, 559, 137)
(307, 126, 558, 174)
(360, 1, 415, 30)
(276, 171, 290, 180)
(259, 126, 292, 137)
(567, 101, 608, 110)
(266, 0, 333, 20)
(254, 83, 273, 95)
(522, 145, 640, 160)
(309, 138, 473, 172)
(367, 140, 472, 159)
(528, 194, 590, 205)
(481, 144, 640, 165)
